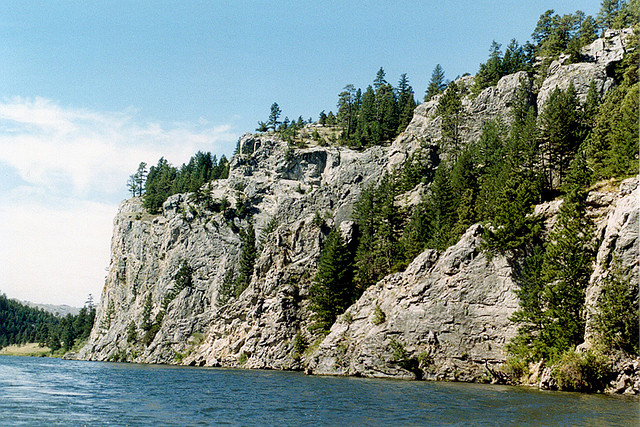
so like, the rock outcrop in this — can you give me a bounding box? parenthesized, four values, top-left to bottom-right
(308, 224, 519, 381)
(78, 136, 390, 366)
(537, 28, 635, 113)
(583, 177, 639, 345)
(79, 31, 638, 392)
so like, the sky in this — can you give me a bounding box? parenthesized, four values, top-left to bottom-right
(0, 1, 602, 307)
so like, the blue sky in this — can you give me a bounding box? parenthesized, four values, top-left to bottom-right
(0, 1, 601, 306)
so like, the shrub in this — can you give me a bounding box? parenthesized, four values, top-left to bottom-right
(142, 322, 161, 346)
(551, 349, 610, 392)
(372, 304, 386, 325)
(293, 332, 307, 361)
(126, 321, 137, 344)
(389, 338, 421, 379)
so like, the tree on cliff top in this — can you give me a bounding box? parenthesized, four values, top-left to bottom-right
(424, 64, 447, 102)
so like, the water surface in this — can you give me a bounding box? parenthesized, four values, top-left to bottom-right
(0, 356, 637, 425)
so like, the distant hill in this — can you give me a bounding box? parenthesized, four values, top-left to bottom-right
(22, 301, 81, 317)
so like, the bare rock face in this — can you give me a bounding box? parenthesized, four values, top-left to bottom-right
(78, 133, 389, 365)
(388, 72, 530, 170)
(307, 224, 519, 381)
(581, 28, 635, 67)
(583, 177, 639, 346)
(537, 28, 634, 113)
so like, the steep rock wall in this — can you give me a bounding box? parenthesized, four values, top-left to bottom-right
(307, 224, 519, 381)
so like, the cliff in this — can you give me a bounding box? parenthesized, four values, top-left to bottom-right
(79, 30, 638, 391)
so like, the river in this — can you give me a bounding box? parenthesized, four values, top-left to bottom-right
(0, 356, 637, 425)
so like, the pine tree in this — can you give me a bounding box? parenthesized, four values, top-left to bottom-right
(593, 258, 639, 355)
(539, 153, 595, 361)
(396, 73, 417, 133)
(355, 85, 379, 147)
(309, 229, 354, 330)
(268, 102, 282, 130)
(337, 84, 357, 141)
(436, 81, 465, 161)
(424, 64, 447, 102)
(473, 41, 504, 92)
(141, 293, 153, 331)
(235, 223, 257, 297)
(597, 0, 622, 29)
(538, 84, 580, 189)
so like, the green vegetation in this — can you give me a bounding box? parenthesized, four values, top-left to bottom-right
(424, 64, 447, 102)
(304, 2, 638, 386)
(141, 151, 230, 214)
(308, 229, 355, 331)
(0, 293, 96, 354)
(217, 223, 258, 306)
(372, 304, 386, 325)
(318, 67, 417, 149)
(292, 332, 307, 361)
(389, 338, 422, 379)
(551, 349, 610, 392)
(593, 258, 639, 355)
(472, 39, 531, 95)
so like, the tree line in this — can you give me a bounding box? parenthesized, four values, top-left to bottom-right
(128, 151, 230, 214)
(0, 293, 96, 353)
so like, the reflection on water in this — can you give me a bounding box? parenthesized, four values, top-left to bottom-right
(1, 356, 638, 426)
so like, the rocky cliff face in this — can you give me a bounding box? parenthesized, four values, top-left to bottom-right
(79, 31, 637, 390)
(308, 224, 519, 381)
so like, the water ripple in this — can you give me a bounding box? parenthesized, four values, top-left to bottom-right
(0, 356, 638, 426)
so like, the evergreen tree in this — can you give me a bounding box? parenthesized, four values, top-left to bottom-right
(144, 157, 178, 214)
(318, 110, 327, 125)
(337, 84, 358, 141)
(309, 229, 354, 330)
(597, 0, 623, 29)
(537, 153, 594, 361)
(396, 73, 417, 133)
(538, 84, 580, 189)
(355, 86, 379, 147)
(611, 0, 639, 28)
(268, 102, 282, 130)
(141, 293, 153, 331)
(235, 223, 257, 297)
(473, 41, 504, 92)
(593, 258, 639, 355)
(422, 163, 456, 251)
(436, 81, 465, 160)
(127, 162, 148, 197)
(376, 82, 399, 142)
(424, 64, 447, 102)
(502, 39, 529, 74)
(586, 80, 639, 179)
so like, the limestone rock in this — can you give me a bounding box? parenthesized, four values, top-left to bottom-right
(538, 28, 634, 113)
(388, 72, 529, 170)
(307, 224, 520, 381)
(583, 177, 639, 346)
(581, 28, 635, 68)
(79, 133, 389, 366)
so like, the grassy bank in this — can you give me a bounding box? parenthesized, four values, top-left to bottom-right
(0, 343, 51, 357)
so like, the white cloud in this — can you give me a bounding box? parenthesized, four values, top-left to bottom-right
(0, 97, 238, 199)
(0, 98, 239, 306)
